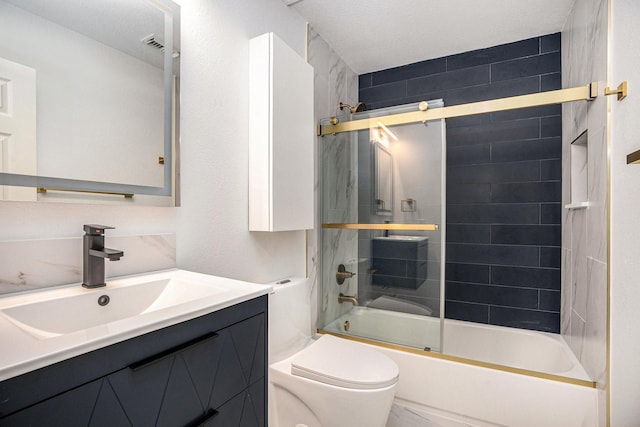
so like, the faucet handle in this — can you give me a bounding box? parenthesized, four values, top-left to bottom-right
(83, 224, 116, 235)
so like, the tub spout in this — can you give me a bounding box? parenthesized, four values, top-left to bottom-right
(338, 293, 359, 306)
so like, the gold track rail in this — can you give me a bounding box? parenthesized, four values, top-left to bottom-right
(37, 187, 134, 198)
(319, 83, 598, 136)
(322, 223, 438, 231)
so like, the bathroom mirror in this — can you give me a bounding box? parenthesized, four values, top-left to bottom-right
(372, 142, 393, 215)
(0, 0, 180, 205)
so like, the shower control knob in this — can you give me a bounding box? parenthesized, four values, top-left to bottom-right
(336, 264, 356, 285)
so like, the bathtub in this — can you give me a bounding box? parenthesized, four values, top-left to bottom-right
(322, 307, 597, 427)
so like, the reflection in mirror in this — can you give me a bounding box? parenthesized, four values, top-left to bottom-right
(0, 0, 180, 205)
(372, 139, 393, 216)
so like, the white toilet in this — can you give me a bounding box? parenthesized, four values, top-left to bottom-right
(268, 278, 399, 427)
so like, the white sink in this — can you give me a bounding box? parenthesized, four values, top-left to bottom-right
(0, 269, 272, 381)
(1, 275, 231, 339)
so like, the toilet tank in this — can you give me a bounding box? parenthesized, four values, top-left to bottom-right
(268, 277, 312, 363)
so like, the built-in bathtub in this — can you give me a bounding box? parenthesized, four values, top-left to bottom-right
(322, 307, 597, 427)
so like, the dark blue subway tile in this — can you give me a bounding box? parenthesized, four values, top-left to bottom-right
(541, 203, 561, 224)
(359, 73, 372, 89)
(407, 65, 490, 96)
(446, 243, 540, 266)
(490, 265, 561, 290)
(541, 73, 562, 91)
(445, 300, 489, 323)
(447, 281, 538, 309)
(541, 115, 562, 137)
(448, 161, 540, 184)
(447, 118, 540, 147)
(490, 104, 561, 122)
(447, 224, 491, 244)
(539, 290, 561, 311)
(447, 183, 492, 204)
(447, 143, 492, 166)
(540, 33, 561, 53)
(447, 37, 540, 71)
(541, 159, 562, 181)
(491, 52, 561, 83)
(540, 246, 561, 268)
(491, 137, 561, 163)
(447, 203, 540, 224)
(491, 182, 561, 203)
(359, 80, 407, 104)
(372, 58, 446, 86)
(490, 306, 560, 333)
(491, 225, 561, 246)
(446, 114, 491, 129)
(445, 76, 539, 106)
(446, 262, 490, 284)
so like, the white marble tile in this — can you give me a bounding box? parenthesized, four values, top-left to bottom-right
(587, 128, 607, 262)
(307, 26, 332, 80)
(561, 247, 573, 339)
(569, 308, 586, 360)
(571, 209, 588, 320)
(0, 234, 176, 295)
(584, 257, 607, 383)
(386, 402, 499, 427)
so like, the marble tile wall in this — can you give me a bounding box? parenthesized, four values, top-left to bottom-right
(307, 27, 360, 330)
(561, 0, 608, 423)
(0, 234, 176, 294)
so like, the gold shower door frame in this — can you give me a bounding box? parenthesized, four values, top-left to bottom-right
(317, 82, 604, 389)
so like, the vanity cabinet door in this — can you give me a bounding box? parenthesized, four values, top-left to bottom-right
(0, 375, 145, 426)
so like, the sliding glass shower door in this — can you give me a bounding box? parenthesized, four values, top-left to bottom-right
(319, 100, 446, 353)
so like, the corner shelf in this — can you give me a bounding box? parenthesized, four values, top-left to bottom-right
(565, 202, 590, 210)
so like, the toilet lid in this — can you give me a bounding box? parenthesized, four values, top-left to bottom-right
(290, 334, 399, 390)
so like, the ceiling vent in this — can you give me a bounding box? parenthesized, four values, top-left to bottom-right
(141, 34, 180, 58)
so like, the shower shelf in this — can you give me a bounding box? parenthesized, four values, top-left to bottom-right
(322, 223, 439, 231)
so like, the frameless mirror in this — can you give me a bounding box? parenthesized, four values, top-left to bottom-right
(372, 141, 393, 215)
(0, 0, 180, 205)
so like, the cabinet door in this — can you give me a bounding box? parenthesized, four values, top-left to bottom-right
(0, 378, 132, 427)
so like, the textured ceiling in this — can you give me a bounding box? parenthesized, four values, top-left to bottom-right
(288, 0, 575, 74)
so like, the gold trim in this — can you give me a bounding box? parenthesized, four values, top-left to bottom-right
(319, 83, 598, 136)
(604, 81, 628, 101)
(318, 329, 597, 389)
(322, 223, 439, 231)
(37, 187, 134, 198)
(606, 0, 613, 424)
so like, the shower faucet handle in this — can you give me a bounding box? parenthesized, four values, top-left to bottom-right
(336, 264, 356, 285)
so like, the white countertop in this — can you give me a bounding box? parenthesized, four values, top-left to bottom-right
(0, 269, 272, 382)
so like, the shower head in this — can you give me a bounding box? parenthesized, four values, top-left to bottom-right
(339, 102, 366, 114)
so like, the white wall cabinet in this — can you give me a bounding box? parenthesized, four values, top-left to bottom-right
(249, 32, 314, 231)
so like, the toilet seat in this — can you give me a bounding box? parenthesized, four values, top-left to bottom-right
(290, 334, 399, 390)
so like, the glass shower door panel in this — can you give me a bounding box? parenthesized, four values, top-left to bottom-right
(320, 100, 446, 353)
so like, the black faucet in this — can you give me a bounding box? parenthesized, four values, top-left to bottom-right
(82, 224, 124, 289)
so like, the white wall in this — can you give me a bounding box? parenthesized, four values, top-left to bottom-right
(174, 0, 309, 283)
(610, 0, 640, 424)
